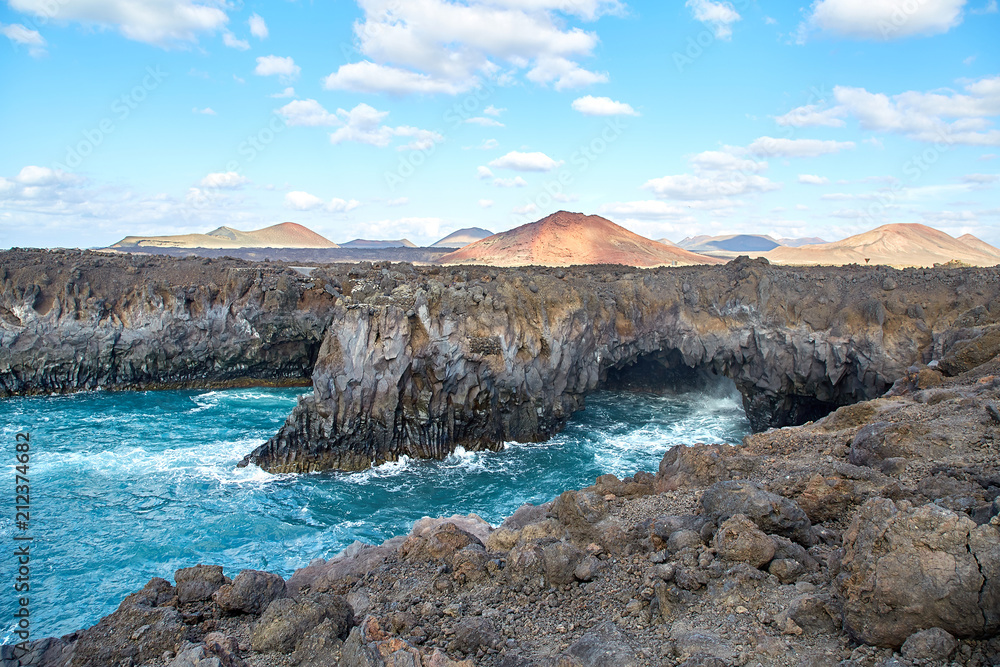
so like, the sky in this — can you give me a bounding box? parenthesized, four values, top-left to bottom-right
(0, 0, 998, 249)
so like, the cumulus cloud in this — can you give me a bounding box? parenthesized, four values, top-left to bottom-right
(686, 0, 742, 39)
(199, 172, 248, 189)
(799, 174, 831, 185)
(249, 13, 268, 39)
(222, 31, 248, 50)
(748, 137, 856, 157)
(489, 151, 563, 171)
(15, 166, 79, 186)
(192, 107, 216, 115)
(277, 99, 340, 127)
(571, 95, 639, 116)
(7, 0, 228, 46)
(477, 166, 495, 179)
(484, 105, 505, 117)
(598, 200, 691, 220)
(773, 104, 847, 127)
(270, 87, 296, 98)
(285, 191, 360, 213)
(465, 117, 505, 127)
(797, 0, 967, 42)
(643, 173, 780, 199)
(775, 76, 1000, 146)
(0, 22, 47, 56)
(322, 0, 614, 95)
(325, 103, 443, 150)
(254, 55, 300, 80)
(690, 150, 767, 172)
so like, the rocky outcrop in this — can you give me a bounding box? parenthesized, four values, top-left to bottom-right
(5, 249, 1000, 475)
(0, 250, 336, 396)
(247, 259, 1000, 472)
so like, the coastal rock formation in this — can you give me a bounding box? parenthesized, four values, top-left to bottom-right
(12, 346, 1000, 666)
(244, 258, 1000, 472)
(0, 250, 336, 396)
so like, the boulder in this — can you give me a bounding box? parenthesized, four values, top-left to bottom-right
(796, 475, 856, 524)
(213, 570, 287, 615)
(702, 481, 813, 546)
(552, 490, 608, 536)
(542, 540, 586, 585)
(250, 593, 354, 653)
(712, 515, 775, 568)
(655, 445, 736, 492)
(168, 643, 221, 667)
(175, 565, 228, 604)
(556, 622, 641, 667)
(449, 617, 499, 655)
(840, 498, 1000, 647)
(400, 523, 484, 565)
(899, 628, 958, 662)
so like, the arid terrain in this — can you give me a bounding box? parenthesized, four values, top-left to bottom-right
(112, 222, 339, 250)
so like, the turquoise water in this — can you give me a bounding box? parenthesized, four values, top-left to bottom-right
(0, 386, 749, 642)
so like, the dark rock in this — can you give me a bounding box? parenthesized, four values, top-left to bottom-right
(899, 628, 958, 662)
(768, 558, 803, 584)
(175, 565, 227, 604)
(840, 498, 1000, 647)
(701, 480, 813, 546)
(449, 617, 499, 654)
(542, 541, 586, 586)
(250, 593, 353, 653)
(713, 514, 775, 568)
(212, 570, 287, 615)
(557, 622, 640, 667)
(168, 643, 221, 667)
(203, 633, 245, 667)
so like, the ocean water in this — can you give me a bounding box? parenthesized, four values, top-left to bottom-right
(0, 386, 749, 643)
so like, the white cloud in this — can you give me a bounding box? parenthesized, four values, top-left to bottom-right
(779, 77, 1000, 146)
(484, 105, 505, 117)
(254, 55, 300, 80)
(799, 174, 831, 185)
(571, 95, 639, 116)
(479, 199, 494, 208)
(467, 139, 500, 151)
(222, 31, 248, 50)
(270, 87, 295, 99)
(690, 150, 767, 172)
(493, 176, 529, 187)
(748, 136, 856, 157)
(285, 191, 360, 213)
(192, 107, 216, 115)
(327, 103, 443, 150)
(962, 173, 999, 184)
(8, 0, 228, 46)
(489, 151, 563, 171)
(15, 166, 79, 186)
(477, 166, 495, 179)
(797, 0, 966, 42)
(277, 99, 340, 127)
(249, 13, 268, 39)
(774, 104, 847, 127)
(324, 61, 470, 95)
(513, 203, 538, 215)
(643, 173, 781, 199)
(387, 197, 409, 206)
(199, 172, 248, 189)
(686, 0, 742, 39)
(0, 22, 47, 56)
(324, 0, 614, 95)
(465, 117, 505, 127)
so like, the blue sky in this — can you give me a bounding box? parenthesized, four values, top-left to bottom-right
(1, 0, 998, 248)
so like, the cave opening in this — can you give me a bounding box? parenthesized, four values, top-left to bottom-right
(600, 348, 737, 399)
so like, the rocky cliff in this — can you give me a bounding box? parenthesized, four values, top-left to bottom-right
(4, 250, 999, 476)
(0, 249, 337, 395)
(242, 259, 1000, 473)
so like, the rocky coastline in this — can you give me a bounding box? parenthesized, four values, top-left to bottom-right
(6, 340, 999, 667)
(3, 248, 1000, 666)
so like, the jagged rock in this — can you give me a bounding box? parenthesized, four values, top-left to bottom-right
(69, 577, 185, 667)
(542, 540, 586, 585)
(203, 633, 245, 667)
(768, 558, 803, 584)
(673, 631, 736, 662)
(840, 498, 1000, 647)
(557, 622, 641, 667)
(175, 565, 228, 604)
(289, 619, 344, 667)
(899, 628, 958, 662)
(713, 515, 776, 568)
(449, 617, 499, 654)
(213, 570, 287, 615)
(400, 522, 484, 565)
(655, 445, 739, 492)
(668, 530, 704, 552)
(701, 481, 813, 546)
(647, 515, 708, 551)
(938, 325, 1000, 376)
(250, 593, 353, 653)
(777, 594, 841, 635)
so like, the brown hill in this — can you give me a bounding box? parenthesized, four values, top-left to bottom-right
(957, 234, 1000, 259)
(439, 211, 723, 267)
(112, 222, 338, 249)
(764, 223, 1000, 268)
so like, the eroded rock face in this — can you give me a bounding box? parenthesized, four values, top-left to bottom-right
(243, 259, 999, 473)
(839, 498, 1000, 647)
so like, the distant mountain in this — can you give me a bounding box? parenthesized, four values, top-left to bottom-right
(778, 237, 827, 248)
(439, 211, 723, 268)
(957, 234, 1000, 259)
(111, 222, 338, 249)
(678, 234, 781, 253)
(431, 228, 494, 249)
(764, 223, 1000, 268)
(340, 239, 417, 249)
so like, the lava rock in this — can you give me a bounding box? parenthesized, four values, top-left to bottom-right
(899, 628, 958, 662)
(702, 481, 813, 546)
(175, 565, 228, 604)
(213, 570, 288, 615)
(713, 514, 776, 568)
